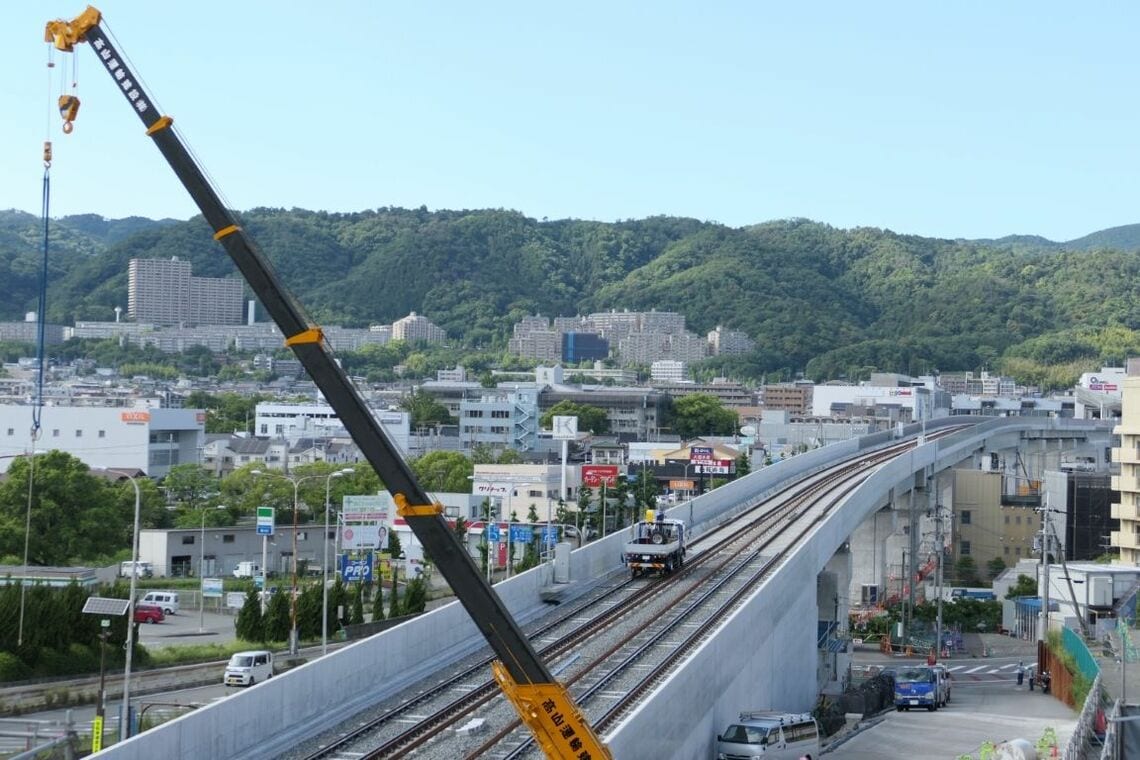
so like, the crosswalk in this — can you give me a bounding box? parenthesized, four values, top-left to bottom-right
(943, 662, 1022, 678)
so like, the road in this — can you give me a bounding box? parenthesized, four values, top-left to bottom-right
(827, 653, 1077, 758)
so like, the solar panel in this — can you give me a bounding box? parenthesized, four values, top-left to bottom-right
(82, 596, 130, 616)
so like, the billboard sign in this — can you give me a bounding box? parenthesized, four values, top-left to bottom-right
(340, 551, 374, 583)
(552, 415, 579, 441)
(694, 459, 734, 475)
(342, 495, 388, 549)
(202, 578, 224, 598)
(581, 464, 620, 488)
(669, 479, 696, 490)
(688, 446, 714, 462)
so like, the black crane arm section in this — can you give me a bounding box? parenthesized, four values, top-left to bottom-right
(45, 8, 609, 759)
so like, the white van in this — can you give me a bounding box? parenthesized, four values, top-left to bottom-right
(716, 711, 820, 760)
(223, 650, 274, 687)
(119, 560, 153, 578)
(141, 591, 180, 616)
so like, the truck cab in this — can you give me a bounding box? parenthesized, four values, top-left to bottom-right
(622, 512, 686, 577)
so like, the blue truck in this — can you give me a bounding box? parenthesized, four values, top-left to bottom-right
(950, 587, 997, 601)
(894, 666, 940, 711)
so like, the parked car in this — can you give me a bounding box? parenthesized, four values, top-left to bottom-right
(133, 604, 165, 624)
(140, 591, 180, 615)
(931, 664, 952, 706)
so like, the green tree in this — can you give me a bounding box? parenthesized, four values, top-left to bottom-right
(985, 556, 1007, 581)
(372, 579, 385, 621)
(735, 452, 751, 478)
(669, 394, 739, 439)
(954, 555, 982, 587)
(539, 401, 609, 434)
(234, 590, 265, 642)
(412, 451, 474, 493)
(161, 463, 217, 510)
(403, 577, 427, 615)
(264, 591, 291, 644)
(400, 388, 454, 428)
(1006, 574, 1038, 599)
(350, 584, 365, 625)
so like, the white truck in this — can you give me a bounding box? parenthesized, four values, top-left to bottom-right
(622, 512, 686, 577)
(233, 561, 261, 579)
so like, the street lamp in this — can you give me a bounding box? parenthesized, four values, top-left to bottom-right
(112, 469, 141, 740)
(322, 468, 353, 655)
(252, 469, 320, 655)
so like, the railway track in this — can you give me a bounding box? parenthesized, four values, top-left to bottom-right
(290, 433, 956, 759)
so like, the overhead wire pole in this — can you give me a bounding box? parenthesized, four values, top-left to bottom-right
(44, 9, 610, 757)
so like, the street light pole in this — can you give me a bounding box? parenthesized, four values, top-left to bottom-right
(253, 470, 319, 656)
(117, 470, 141, 740)
(322, 469, 352, 656)
(199, 507, 206, 634)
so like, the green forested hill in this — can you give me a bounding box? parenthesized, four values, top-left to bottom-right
(3, 206, 1140, 387)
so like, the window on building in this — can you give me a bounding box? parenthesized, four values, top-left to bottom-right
(182, 535, 195, 545)
(75, 429, 82, 438)
(1004, 515, 1010, 524)
(222, 535, 235, 543)
(1015, 515, 1022, 525)
(1015, 547, 1022, 556)
(960, 540, 971, 556)
(1003, 546, 1010, 556)
(52, 429, 59, 437)
(98, 430, 105, 438)
(960, 511, 971, 525)
(528, 489, 543, 498)
(5, 428, 12, 436)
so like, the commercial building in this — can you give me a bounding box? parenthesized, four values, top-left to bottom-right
(458, 388, 540, 454)
(254, 402, 410, 454)
(0, 403, 204, 478)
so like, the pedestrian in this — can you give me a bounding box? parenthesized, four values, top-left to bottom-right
(1017, 661, 1024, 686)
(1029, 668, 1035, 691)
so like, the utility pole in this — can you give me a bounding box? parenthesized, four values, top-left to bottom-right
(934, 493, 944, 661)
(1039, 510, 1050, 642)
(907, 487, 918, 642)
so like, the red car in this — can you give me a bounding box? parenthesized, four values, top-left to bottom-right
(133, 603, 165, 624)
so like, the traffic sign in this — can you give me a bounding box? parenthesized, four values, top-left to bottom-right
(486, 523, 501, 542)
(509, 524, 533, 543)
(541, 526, 559, 546)
(256, 506, 275, 536)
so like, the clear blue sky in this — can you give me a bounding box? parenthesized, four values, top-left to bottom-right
(5, 2, 1137, 241)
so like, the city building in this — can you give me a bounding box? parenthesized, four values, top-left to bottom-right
(0, 315, 66, 346)
(761, 384, 812, 416)
(254, 402, 410, 454)
(128, 257, 243, 326)
(655, 379, 754, 407)
(562, 332, 609, 364)
(952, 469, 1040, 573)
(458, 387, 540, 454)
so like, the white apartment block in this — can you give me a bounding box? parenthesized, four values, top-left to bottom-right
(1112, 376, 1140, 564)
(391, 312, 446, 343)
(707, 325, 755, 356)
(651, 360, 687, 383)
(254, 402, 410, 453)
(618, 331, 708, 365)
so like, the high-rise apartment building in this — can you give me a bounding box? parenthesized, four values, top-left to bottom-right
(708, 325, 755, 356)
(128, 257, 242, 325)
(391, 312, 446, 343)
(1112, 376, 1140, 564)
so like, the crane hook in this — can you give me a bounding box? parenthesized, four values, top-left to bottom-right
(58, 94, 79, 134)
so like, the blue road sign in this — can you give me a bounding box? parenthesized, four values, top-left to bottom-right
(486, 523, 501, 542)
(542, 526, 559, 546)
(509, 524, 533, 543)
